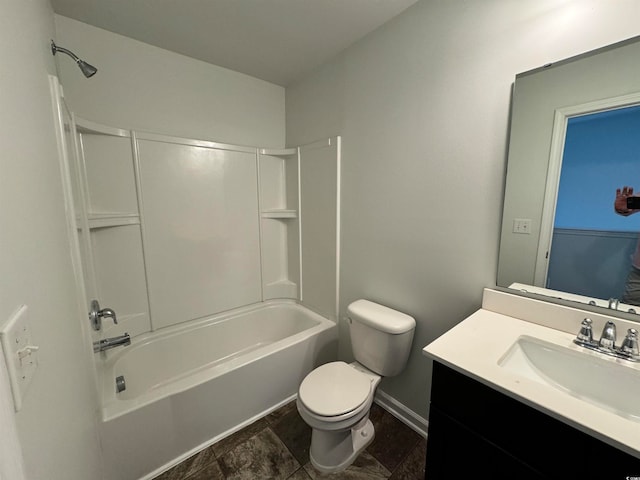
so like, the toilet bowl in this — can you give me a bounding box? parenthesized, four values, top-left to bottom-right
(297, 361, 381, 472)
(296, 299, 415, 473)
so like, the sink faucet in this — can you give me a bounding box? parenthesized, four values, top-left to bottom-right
(93, 333, 131, 353)
(598, 321, 616, 350)
(574, 318, 639, 362)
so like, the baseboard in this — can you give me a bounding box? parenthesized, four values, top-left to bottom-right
(374, 390, 429, 439)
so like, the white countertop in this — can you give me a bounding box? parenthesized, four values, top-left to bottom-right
(423, 293, 640, 459)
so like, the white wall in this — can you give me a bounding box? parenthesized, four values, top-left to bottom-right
(53, 15, 285, 148)
(286, 0, 640, 419)
(0, 1, 102, 479)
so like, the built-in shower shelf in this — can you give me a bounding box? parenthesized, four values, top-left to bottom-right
(87, 213, 140, 229)
(259, 148, 297, 156)
(258, 147, 300, 301)
(261, 209, 298, 219)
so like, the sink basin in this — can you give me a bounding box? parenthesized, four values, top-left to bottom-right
(499, 335, 640, 422)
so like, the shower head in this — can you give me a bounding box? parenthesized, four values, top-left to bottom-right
(51, 40, 98, 78)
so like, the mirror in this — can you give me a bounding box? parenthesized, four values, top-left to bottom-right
(497, 34, 640, 320)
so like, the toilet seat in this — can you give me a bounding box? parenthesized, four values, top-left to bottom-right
(298, 361, 372, 418)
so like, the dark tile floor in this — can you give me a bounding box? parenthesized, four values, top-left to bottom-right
(154, 401, 426, 480)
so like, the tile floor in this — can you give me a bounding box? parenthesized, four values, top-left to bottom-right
(154, 401, 426, 480)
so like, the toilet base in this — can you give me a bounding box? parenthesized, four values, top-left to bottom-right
(309, 416, 375, 473)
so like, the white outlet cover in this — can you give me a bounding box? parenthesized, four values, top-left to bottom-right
(513, 218, 532, 234)
(0, 305, 38, 412)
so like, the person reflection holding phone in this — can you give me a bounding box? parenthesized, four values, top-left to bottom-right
(615, 186, 640, 306)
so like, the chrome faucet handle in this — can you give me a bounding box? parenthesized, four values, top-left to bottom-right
(621, 328, 639, 358)
(575, 318, 594, 345)
(598, 321, 617, 350)
(89, 300, 118, 331)
(99, 307, 117, 324)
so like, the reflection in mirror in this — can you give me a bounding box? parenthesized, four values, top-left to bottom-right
(497, 34, 640, 321)
(546, 104, 640, 308)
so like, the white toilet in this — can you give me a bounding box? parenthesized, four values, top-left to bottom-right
(296, 299, 416, 473)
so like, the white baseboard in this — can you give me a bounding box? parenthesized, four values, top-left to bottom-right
(374, 390, 428, 439)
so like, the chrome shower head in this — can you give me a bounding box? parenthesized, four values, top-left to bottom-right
(51, 40, 98, 78)
(76, 59, 98, 78)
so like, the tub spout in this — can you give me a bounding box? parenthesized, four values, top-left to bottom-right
(94, 333, 131, 353)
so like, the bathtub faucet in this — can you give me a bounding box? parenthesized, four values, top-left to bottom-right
(93, 333, 131, 353)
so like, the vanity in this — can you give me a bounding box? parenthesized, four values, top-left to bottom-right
(422, 288, 640, 478)
(420, 32, 640, 479)
(421, 32, 640, 479)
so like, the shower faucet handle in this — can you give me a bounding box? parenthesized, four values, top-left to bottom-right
(89, 299, 118, 331)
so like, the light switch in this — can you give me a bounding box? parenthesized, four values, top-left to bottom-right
(0, 305, 38, 411)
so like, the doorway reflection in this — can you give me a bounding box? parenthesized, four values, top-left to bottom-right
(547, 104, 640, 302)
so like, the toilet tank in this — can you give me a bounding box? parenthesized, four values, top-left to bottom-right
(347, 299, 416, 376)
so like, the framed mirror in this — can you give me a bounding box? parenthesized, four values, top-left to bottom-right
(497, 34, 640, 320)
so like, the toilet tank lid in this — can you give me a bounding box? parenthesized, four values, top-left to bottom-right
(347, 299, 415, 334)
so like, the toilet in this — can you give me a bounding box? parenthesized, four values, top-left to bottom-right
(296, 299, 416, 473)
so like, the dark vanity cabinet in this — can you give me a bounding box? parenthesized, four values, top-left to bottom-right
(425, 362, 640, 479)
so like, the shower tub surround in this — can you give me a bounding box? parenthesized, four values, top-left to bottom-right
(99, 300, 337, 480)
(58, 112, 342, 480)
(70, 119, 340, 341)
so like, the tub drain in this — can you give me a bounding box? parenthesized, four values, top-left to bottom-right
(116, 375, 126, 393)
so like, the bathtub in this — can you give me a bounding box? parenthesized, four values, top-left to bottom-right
(98, 300, 337, 480)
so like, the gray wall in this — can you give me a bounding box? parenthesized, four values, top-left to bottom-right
(1, 1, 102, 479)
(286, 0, 640, 419)
(54, 15, 285, 148)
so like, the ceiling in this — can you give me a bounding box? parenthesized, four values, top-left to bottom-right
(50, 0, 419, 86)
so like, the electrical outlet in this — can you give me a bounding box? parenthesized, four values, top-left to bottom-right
(513, 218, 532, 234)
(0, 305, 39, 412)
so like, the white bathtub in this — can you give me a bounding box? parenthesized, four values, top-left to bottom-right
(98, 300, 337, 480)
